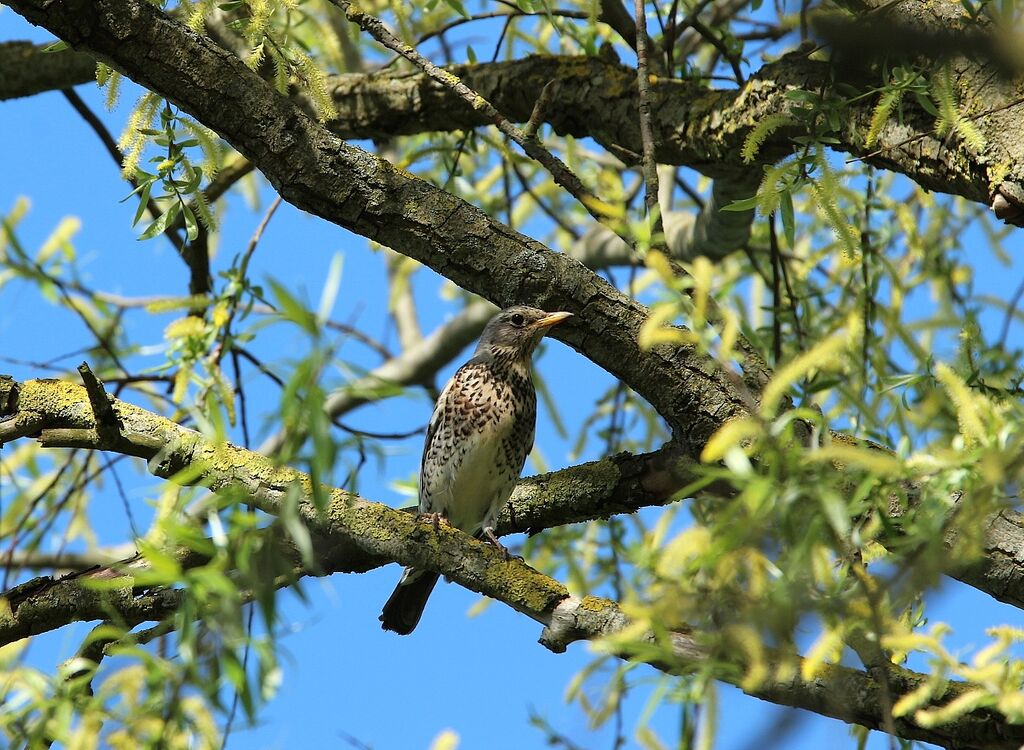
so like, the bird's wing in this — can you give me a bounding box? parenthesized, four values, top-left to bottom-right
(418, 361, 479, 513)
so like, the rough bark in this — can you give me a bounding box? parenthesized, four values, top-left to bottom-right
(0, 40, 95, 100)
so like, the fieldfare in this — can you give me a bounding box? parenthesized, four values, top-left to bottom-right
(379, 305, 572, 634)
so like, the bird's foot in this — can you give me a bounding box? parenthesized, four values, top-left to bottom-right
(482, 527, 523, 561)
(421, 512, 451, 531)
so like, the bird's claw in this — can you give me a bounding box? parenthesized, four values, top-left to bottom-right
(421, 512, 450, 531)
(483, 527, 523, 561)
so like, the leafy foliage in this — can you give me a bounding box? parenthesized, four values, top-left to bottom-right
(3, 0, 1024, 748)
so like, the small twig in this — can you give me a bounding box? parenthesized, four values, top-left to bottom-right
(675, 175, 706, 209)
(3, 220, 127, 373)
(509, 159, 581, 240)
(234, 347, 286, 388)
(523, 80, 558, 141)
(663, 0, 715, 70)
(231, 349, 252, 449)
(769, 214, 783, 365)
(690, 18, 745, 83)
(333, 419, 426, 440)
(634, 0, 664, 252)
(381, 9, 590, 69)
(330, 0, 628, 239)
(77, 362, 121, 443)
(861, 171, 875, 405)
(999, 274, 1024, 347)
(213, 195, 283, 366)
(103, 453, 140, 540)
(221, 602, 255, 750)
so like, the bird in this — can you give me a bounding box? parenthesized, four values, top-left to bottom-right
(379, 305, 573, 635)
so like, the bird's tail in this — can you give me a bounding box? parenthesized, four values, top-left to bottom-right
(379, 568, 441, 635)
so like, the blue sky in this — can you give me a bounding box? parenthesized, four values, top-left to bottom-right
(4, 5, 1024, 749)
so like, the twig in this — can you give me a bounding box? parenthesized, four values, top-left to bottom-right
(769, 213, 783, 365)
(333, 419, 426, 440)
(690, 18, 745, 83)
(381, 9, 590, 69)
(663, 0, 715, 70)
(77, 362, 121, 444)
(231, 349, 252, 449)
(999, 274, 1024, 347)
(523, 80, 558, 141)
(634, 0, 664, 252)
(213, 195, 283, 366)
(102, 453, 140, 540)
(510, 159, 581, 240)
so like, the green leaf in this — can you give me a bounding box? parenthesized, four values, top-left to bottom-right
(442, 0, 470, 18)
(182, 201, 199, 241)
(137, 201, 181, 241)
(721, 196, 760, 212)
(819, 491, 851, 538)
(132, 180, 154, 227)
(914, 90, 939, 117)
(779, 191, 796, 249)
(268, 278, 317, 334)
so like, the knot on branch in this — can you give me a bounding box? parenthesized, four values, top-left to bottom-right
(0, 375, 16, 414)
(539, 595, 629, 653)
(992, 182, 1024, 227)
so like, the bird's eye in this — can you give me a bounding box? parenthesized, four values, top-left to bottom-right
(510, 313, 525, 326)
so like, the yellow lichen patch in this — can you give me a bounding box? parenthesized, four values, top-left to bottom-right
(579, 595, 612, 613)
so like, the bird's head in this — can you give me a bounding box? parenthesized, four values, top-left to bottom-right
(475, 305, 573, 361)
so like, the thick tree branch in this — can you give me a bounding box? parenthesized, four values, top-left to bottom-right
(0, 41, 95, 101)
(9, 4, 1022, 223)
(5, 374, 1024, 626)
(321, 49, 1023, 222)
(7, 0, 752, 454)
(0, 376, 1019, 750)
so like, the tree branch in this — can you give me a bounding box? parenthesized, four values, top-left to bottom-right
(8, 0, 1024, 614)
(329, 0, 622, 234)
(320, 49, 1023, 223)
(0, 375, 1019, 750)
(0, 40, 95, 101)
(9, 0, 755, 452)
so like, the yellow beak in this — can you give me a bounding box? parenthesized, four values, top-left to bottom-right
(534, 311, 573, 329)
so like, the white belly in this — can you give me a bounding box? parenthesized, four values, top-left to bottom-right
(421, 420, 520, 535)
